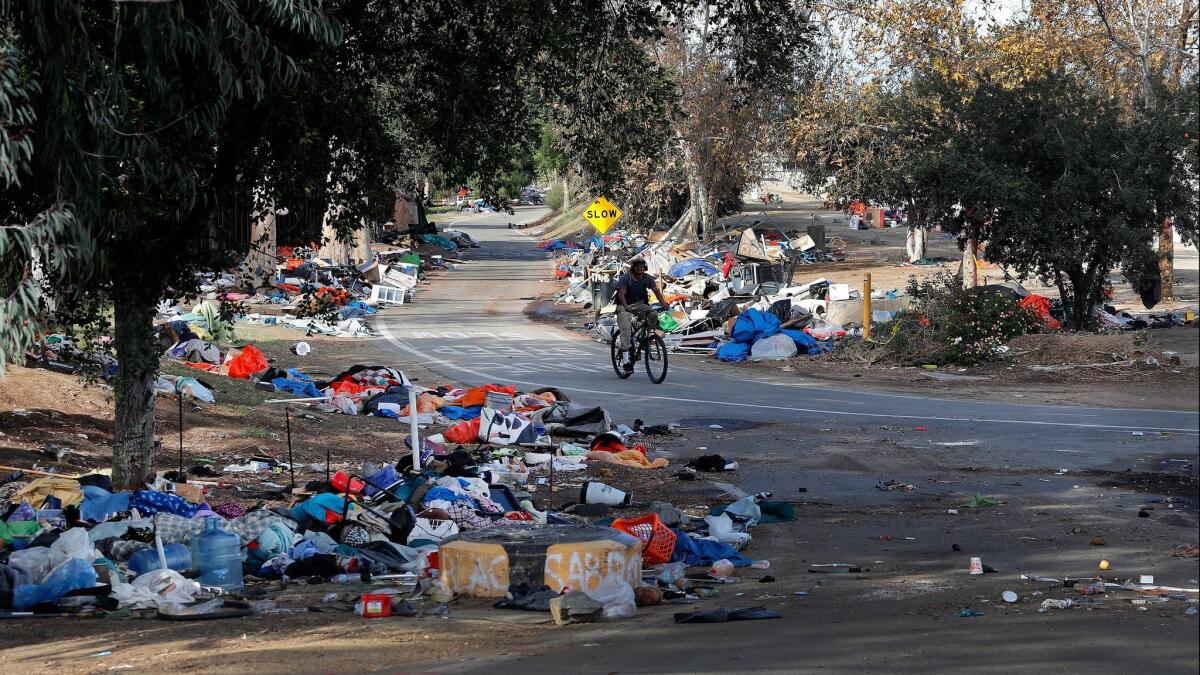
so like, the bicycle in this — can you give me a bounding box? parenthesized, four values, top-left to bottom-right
(610, 311, 668, 383)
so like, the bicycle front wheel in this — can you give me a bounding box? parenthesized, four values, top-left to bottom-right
(643, 334, 668, 383)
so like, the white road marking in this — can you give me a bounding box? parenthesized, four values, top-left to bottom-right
(375, 321, 1200, 434)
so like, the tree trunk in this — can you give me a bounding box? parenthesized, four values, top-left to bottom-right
(562, 173, 570, 211)
(1159, 217, 1175, 300)
(961, 235, 978, 289)
(112, 294, 160, 490)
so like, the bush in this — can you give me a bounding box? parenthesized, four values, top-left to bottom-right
(545, 182, 564, 211)
(872, 273, 1044, 365)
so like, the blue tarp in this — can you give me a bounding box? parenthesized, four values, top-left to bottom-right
(780, 328, 830, 355)
(441, 405, 483, 420)
(668, 259, 722, 278)
(419, 234, 459, 251)
(669, 529, 753, 567)
(730, 309, 781, 344)
(716, 342, 751, 362)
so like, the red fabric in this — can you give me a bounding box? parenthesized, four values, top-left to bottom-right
(460, 384, 516, 408)
(276, 283, 302, 294)
(591, 439, 626, 454)
(185, 362, 217, 372)
(225, 344, 268, 379)
(316, 287, 351, 305)
(1019, 294, 1062, 329)
(330, 380, 373, 396)
(722, 252, 736, 277)
(284, 258, 305, 270)
(443, 418, 481, 444)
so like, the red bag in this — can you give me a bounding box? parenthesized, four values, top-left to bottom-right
(460, 384, 516, 408)
(443, 418, 481, 444)
(226, 344, 268, 379)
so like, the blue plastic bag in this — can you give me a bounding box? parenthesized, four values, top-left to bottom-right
(716, 342, 751, 362)
(12, 558, 98, 610)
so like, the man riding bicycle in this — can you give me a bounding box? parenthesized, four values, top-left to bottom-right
(614, 259, 662, 369)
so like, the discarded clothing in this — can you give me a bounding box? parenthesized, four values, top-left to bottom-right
(155, 510, 290, 546)
(354, 540, 419, 572)
(130, 490, 198, 518)
(10, 477, 83, 508)
(80, 486, 132, 522)
(711, 499, 794, 525)
(289, 493, 353, 524)
(494, 583, 560, 612)
(272, 375, 323, 399)
(586, 449, 669, 469)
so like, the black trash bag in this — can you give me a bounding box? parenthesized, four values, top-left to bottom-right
(768, 298, 792, 323)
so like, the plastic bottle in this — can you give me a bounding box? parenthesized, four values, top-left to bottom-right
(192, 518, 244, 592)
(127, 543, 192, 576)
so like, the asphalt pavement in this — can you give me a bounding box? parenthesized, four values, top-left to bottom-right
(371, 206, 1199, 674)
(375, 207, 1200, 475)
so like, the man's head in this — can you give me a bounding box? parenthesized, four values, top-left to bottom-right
(630, 259, 648, 279)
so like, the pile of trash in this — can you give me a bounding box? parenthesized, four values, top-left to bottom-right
(546, 218, 883, 359)
(156, 223, 481, 343)
(0, 379, 792, 626)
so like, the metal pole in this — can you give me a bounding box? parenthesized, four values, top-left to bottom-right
(408, 387, 421, 472)
(548, 449, 555, 519)
(176, 381, 185, 478)
(285, 406, 296, 490)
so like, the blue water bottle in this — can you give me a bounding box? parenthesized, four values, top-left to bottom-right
(193, 518, 244, 592)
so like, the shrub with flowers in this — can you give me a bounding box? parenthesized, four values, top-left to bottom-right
(872, 273, 1045, 365)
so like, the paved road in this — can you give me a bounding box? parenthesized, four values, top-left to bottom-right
(375, 207, 1199, 472)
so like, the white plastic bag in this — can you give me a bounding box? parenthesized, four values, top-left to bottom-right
(750, 333, 798, 361)
(588, 577, 636, 620)
(6, 546, 55, 583)
(704, 513, 752, 547)
(111, 569, 201, 609)
(50, 527, 99, 567)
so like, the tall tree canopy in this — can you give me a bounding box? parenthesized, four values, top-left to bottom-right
(5, 0, 801, 488)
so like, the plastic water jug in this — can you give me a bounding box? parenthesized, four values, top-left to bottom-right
(128, 543, 192, 576)
(193, 518, 244, 592)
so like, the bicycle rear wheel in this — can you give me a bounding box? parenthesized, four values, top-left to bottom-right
(610, 329, 633, 379)
(643, 334, 668, 383)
